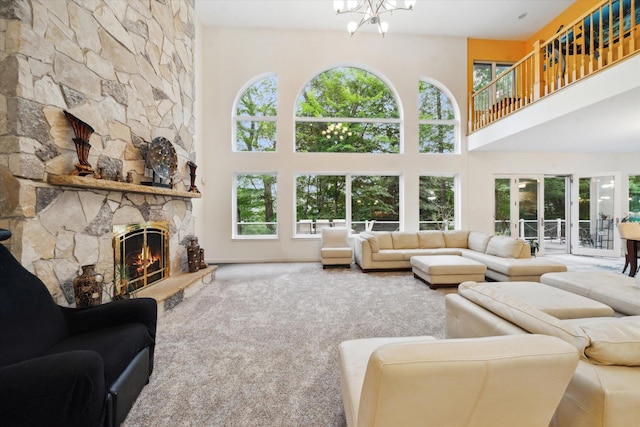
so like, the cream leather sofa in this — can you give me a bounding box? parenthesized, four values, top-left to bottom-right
(338, 334, 579, 427)
(354, 230, 567, 281)
(446, 281, 640, 427)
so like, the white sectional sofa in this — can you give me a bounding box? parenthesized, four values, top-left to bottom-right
(446, 281, 640, 427)
(353, 230, 567, 281)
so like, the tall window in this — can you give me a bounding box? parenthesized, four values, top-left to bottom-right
(295, 67, 401, 153)
(294, 174, 400, 235)
(296, 175, 346, 235)
(418, 81, 456, 153)
(352, 175, 400, 232)
(234, 173, 277, 237)
(234, 75, 277, 151)
(419, 176, 455, 230)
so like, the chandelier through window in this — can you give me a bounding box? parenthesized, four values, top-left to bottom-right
(333, 0, 416, 37)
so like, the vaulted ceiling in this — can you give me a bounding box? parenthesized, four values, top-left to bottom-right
(194, 0, 575, 40)
(195, 0, 639, 154)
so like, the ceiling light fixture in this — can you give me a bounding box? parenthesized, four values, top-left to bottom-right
(333, 0, 416, 37)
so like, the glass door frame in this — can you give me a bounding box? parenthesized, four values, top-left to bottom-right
(570, 172, 621, 257)
(494, 175, 545, 255)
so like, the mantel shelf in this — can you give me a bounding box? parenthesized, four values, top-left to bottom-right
(47, 175, 202, 199)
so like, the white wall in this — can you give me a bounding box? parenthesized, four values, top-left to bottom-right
(197, 26, 634, 264)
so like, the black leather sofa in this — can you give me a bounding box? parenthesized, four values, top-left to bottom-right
(0, 229, 157, 427)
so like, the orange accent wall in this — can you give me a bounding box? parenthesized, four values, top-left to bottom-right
(467, 0, 602, 95)
(526, 0, 602, 47)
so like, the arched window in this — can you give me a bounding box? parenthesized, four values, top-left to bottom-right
(418, 81, 457, 153)
(234, 74, 277, 151)
(295, 67, 401, 153)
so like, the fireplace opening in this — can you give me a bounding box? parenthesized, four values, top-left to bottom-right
(113, 221, 170, 296)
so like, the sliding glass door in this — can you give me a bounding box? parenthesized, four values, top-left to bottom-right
(494, 176, 544, 254)
(571, 173, 621, 257)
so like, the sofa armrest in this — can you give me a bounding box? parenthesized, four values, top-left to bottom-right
(353, 235, 373, 270)
(0, 351, 106, 427)
(61, 298, 157, 340)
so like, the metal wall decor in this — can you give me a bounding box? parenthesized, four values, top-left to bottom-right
(63, 110, 95, 176)
(143, 136, 177, 188)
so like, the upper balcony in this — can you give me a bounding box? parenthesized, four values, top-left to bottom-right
(468, 0, 640, 154)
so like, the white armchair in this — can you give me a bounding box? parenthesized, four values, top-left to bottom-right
(339, 334, 578, 427)
(321, 227, 353, 268)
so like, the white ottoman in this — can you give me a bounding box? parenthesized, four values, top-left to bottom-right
(541, 271, 640, 315)
(411, 255, 486, 289)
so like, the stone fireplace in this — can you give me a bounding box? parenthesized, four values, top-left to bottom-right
(114, 221, 170, 296)
(0, 0, 200, 306)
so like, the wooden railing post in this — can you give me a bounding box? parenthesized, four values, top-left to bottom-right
(532, 40, 543, 101)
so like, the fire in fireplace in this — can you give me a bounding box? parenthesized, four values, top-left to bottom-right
(113, 221, 170, 296)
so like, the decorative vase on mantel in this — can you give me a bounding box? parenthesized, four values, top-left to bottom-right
(73, 264, 103, 308)
(63, 110, 95, 177)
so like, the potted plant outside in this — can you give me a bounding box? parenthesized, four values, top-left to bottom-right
(526, 239, 540, 257)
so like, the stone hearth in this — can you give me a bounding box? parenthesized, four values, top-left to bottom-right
(138, 266, 217, 317)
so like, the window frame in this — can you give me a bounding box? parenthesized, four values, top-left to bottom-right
(418, 78, 460, 154)
(293, 172, 402, 237)
(418, 174, 458, 230)
(232, 73, 278, 152)
(233, 172, 279, 239)
(294, 66, 404, 154)
(473, 61, 516, 107)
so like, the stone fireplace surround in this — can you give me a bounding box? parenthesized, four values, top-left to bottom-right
(0, 0, 203, 306)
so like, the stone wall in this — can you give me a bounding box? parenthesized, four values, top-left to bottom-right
(0, 0, 197, 305)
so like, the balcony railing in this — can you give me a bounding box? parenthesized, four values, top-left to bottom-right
(469, 0, 640, 133)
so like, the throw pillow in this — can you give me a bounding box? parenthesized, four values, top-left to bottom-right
(486, 236, 525, 258)
(391, 232, 419, 249)
(443, 230, 470, 248)
(417, 231, 445, 249)
(467, 231, 493, 253)
(372, 232, 393, 249)
(580, 317, 640, 366)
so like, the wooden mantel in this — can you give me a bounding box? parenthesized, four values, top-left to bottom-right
(47, 174, 202, 199)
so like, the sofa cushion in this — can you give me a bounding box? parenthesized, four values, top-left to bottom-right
(321, 247, 353, 258)
(371, 250, 404, 262)
(443, 230, 470, 248)
(417, 231, 445, 249)
(461, 251, 567, 277)
(467, 282, 614, 319)
(467, 231, 493, 253)
(322, 228, 349, 247)
(401, 249, 462, 260)
(518, 243, 532, 259)
(486, 236, 526, 258)
(44, 323, 153, 385)
(458, 282, 589, 354)
(391, 232, 419, 249)
(372, 232, 393, 250)
(577, 317, 640, 366)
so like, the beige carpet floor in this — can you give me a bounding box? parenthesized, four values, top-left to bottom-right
(122, 263, 448, 427)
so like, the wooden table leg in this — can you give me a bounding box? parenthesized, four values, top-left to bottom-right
(628, 239, 639, 277)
